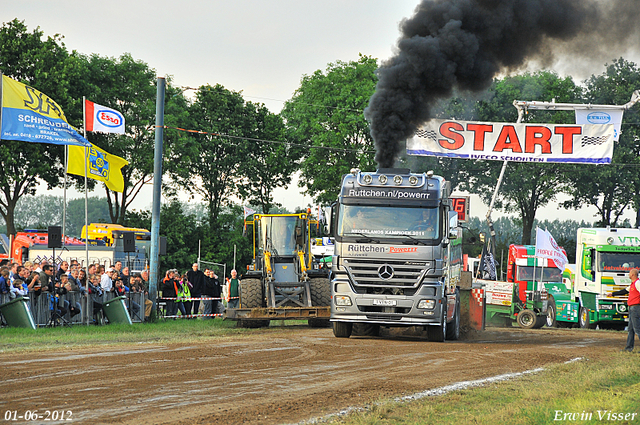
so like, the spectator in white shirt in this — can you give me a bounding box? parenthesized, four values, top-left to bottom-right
(101, 268, 116, 292)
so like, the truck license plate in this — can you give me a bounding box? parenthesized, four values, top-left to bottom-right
(373, 299, 397, 306)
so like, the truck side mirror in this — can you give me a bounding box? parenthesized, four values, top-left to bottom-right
(448, 211, 458, 239)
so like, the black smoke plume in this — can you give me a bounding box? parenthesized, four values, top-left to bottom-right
(365, 0, 640, 167)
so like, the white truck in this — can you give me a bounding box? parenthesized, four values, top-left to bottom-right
(557, 227, 640, 329)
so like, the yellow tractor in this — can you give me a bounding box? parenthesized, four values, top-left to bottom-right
(227, 212, 330, 327)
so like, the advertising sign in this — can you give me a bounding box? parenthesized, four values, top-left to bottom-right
(407, 119, 614, 164)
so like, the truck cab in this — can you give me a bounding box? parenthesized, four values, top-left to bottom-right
(574, 227, 640, 329)
(330, 168, 461, 341)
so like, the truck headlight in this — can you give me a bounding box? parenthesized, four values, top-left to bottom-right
(334, 296, 352, 306)
(418, 299, 435, 309)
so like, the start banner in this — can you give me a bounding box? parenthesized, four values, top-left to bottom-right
(407, 119, 614, 164)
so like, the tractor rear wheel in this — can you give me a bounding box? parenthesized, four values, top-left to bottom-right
(517, 309, 537, 329)
(546, 296, 557, 328)
(308, 277, 331, 327)
(309, 277, 331, 306)
(240, 278, 264, 308)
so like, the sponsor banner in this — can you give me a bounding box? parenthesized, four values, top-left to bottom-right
(1, 75, 90, 146)
(486, 291, 512, 306)
(485, 281, 513, 293)
(341, 187, 438, 200)
(342, 244, 427, 258)
(575, 110, 623, 142)
(407, 119, 614, 164)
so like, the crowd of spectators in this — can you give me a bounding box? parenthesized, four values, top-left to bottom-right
(1, 258, 230, 323)
(161, 263, 224, 318)
(0, 258, 153, 323)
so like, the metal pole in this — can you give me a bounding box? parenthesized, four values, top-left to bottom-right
(198, 239, 201, 268)
(0, 71, 4, 135)
(233, 245, 236, 271)
(500, 249, 504, 281)
(149, 77, 166, 310)
(62, 146, 68, 245)
(83, 96, 90, 325)
(485, 107, 526, 257)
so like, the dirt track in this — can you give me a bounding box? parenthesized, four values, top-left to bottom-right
(0, 326, 627, 425)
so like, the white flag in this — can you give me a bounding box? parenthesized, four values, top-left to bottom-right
(243, 206, 256, 219)
(535, 227, 568, 270)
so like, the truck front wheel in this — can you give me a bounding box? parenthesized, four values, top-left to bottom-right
(333, 321, 353, 338)
(446, 291, 461, 340)
(427, 309, 447, 342)
(579, 306, 597, 329)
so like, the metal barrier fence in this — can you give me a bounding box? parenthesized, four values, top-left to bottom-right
(0, 291, 147, 326)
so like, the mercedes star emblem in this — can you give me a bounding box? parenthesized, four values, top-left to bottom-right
(378, 264, 394, 280)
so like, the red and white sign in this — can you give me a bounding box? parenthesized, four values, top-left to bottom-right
(85, 99, 125, 134)
(407, 119, 614, 164)
(535, 227, 568, 270)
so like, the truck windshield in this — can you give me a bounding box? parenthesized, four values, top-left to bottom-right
(261, 216, 300, 256)
(597, 252, 640, 272)
(516, 266, 563, 282)
(337, 205, 439, 239)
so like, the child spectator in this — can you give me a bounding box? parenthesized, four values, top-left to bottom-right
(10, 279, 27, 299)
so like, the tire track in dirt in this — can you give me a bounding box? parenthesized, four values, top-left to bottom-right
(0, 327, 625, 425)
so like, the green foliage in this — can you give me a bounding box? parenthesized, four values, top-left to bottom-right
(562, 58, 640, 227)
(235, 103, 300, 213)
(175, 84, 295, 228)
(0, 19, 74, 235)
(281, 55, 378, 205)
(8, 195, 111, 236)
(462, 71, 582, 244)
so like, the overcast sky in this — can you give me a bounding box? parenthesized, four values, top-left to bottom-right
(4, 1, 639, 223)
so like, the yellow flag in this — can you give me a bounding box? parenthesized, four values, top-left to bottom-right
(1, 74, 90, 146)
(67, 143, 129, 192)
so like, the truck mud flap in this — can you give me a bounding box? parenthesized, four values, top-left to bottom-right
(224, 307, 330, 321)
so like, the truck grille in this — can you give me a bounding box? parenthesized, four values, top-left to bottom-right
(343, 259, 428, 288)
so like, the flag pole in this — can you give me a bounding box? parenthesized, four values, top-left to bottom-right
(83, 96, 90, 325)
(63, 145, 68, 246)
(0, 71, 4, 139)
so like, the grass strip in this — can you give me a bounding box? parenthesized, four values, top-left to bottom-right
(0, 319, 244, 352)
(329, 353, 640, 425)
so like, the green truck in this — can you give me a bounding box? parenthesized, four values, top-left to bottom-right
(549, 228, 638, 330)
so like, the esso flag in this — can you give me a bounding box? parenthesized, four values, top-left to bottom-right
(407, 119, 614, 164)
(85, 99, 125, 134)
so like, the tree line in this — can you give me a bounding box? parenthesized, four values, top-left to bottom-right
(1, 19, 639, 271)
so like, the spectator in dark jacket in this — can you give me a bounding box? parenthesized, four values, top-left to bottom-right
(162, 270, 185, 317)
(203, 269, 222, 318)
(186, 263, 205, 315)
